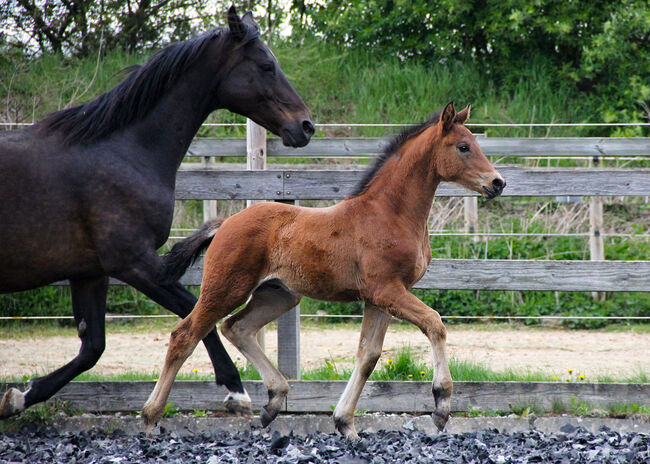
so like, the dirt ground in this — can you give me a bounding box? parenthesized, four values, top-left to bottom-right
(1, 324, 648, 380)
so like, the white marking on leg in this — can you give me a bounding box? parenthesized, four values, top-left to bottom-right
(224, 390, 251, 404)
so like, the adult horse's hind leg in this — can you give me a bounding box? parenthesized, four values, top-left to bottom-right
(115, 263, 252, 418)
(333, 304, 391, 440)
(221, 279, 302, 427)
(1, 276, 108, 418)
(370, 284, 453, 431)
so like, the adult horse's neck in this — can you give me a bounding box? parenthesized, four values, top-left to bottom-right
(358, 126, 441, 230)
(126, 60, 218, 170)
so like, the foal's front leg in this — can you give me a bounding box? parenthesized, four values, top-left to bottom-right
(371, 285, 453, 431)
(333, 304, 391, 440)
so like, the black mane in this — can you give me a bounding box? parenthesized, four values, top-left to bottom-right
(348, 110, 442, 197)
(39, 29, 227, 145)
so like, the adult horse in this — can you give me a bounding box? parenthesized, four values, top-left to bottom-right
(0, 6, 314, 419)
(141, 102, 505, 439)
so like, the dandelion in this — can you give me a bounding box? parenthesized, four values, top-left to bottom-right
(192, 368, 199, 373)
(578, 375, 585, 380)
(568, 369, 573, 374)
(553, 376, 559, 380)
(387, 359, 393, 364)
(154, 378, 159, 382)
(408, 374, 413, 379)
(420, 371, 425, 376)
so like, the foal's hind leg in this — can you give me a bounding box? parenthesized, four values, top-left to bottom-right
(1, 276, 108, 418)
(115, 258, 252, 418)
(370, 284, 453, 431)
(221, 279, 301, 427)
(333, 304, 391, 440)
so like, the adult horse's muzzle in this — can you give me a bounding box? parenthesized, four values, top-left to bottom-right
(280, 119, 315, 147)
(482, 176, 506, 199)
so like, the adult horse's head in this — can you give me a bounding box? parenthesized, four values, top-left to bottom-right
(217, 7, 314, 147)
(434, 102, 505, 198)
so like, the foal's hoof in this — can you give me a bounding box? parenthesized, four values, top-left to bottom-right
(0, 388, 26, 419)
(260, 406, 278, 428)
(432, 410, 450, 432)
(334, 417, 360, 441)
(224, 393, 254, 419)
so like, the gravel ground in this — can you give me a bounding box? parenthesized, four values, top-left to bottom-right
(1, 424, 648, 464)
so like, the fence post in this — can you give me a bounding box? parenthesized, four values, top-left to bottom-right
(464, 196, 479, 242)
(246, 119, 267, 351)
(589, 156, 606, 301)
(202, 157, 218, 221)
(276, 200, 301, 380)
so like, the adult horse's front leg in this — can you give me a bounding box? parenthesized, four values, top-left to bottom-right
(333, 304, 391, 440)
(371, 284, 453, 431)
(1, 276, 108, 418)
(115, 262, 252, 418)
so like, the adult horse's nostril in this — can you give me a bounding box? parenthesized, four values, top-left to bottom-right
(492, 177, 505, 191)
(302, 120, 315, 137)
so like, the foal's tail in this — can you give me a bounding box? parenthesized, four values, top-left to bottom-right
(159, 218, 224, 285)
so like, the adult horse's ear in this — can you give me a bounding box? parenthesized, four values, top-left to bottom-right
(241, 11, 259, 31)
(441, 101, 456, 133)
(455, 104, 471, 125)
(228, 5, 246, 41)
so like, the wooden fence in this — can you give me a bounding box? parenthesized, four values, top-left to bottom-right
(54, 126, 650, 380)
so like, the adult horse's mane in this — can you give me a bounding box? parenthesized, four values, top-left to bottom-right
(39, 26, 257, 146)
(349, 110, 442, 197)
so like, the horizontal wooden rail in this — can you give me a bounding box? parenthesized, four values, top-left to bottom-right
(54, 259, 647, 292)
(2, 381, 647, 413)
(175, 167, 650, 199)
(187, 137, 650, 158)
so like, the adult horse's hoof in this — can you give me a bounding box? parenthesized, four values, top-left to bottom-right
(223, 392, 253, 419)
(260, 406, 278, 428)
(432, 410, 450, 432)
(0, 388, 26, 419)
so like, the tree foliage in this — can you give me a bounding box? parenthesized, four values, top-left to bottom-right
(291, 0, 649, 123)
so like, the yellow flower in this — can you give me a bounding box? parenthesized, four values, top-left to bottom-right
(192, 368, 198, 373)
(553, 376, 559, 380)
(408, 374, 413, 378)
(568, 369, 573, 374)
(387, 359, 393, 364)
(578, 375, 585, 380)
(420, 371, 425, 375)
(153, 378, 159, 382)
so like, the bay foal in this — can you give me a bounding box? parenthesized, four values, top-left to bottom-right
(143, 102, 505, 439)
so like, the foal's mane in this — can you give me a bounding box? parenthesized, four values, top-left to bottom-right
(39, 27, 256, 146)
(348, 110, 442, 197)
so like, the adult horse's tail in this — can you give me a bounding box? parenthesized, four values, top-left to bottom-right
(159, 218, 223, 284)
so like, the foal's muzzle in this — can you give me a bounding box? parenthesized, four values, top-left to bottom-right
(482, 177, 506, 199)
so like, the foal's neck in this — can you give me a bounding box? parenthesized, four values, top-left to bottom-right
(361, 127, 441, 230)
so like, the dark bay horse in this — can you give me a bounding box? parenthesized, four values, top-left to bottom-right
(142, 102, 505, 439)
(0, 7, 314, 419)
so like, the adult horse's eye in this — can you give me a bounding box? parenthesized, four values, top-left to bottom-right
(260, 62, 275, 73)
(458, 145, 470, 153)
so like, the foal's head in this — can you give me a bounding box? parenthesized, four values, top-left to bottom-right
(217, 7, 314, 147)
(433, 102, 505, 198)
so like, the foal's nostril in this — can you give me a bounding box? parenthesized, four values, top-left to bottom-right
(302, 120, 315, 137)
(492, 177, 505, 191)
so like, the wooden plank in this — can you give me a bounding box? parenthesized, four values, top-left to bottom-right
(186, 137, 650, 158)
(52, 259, 649, 292)
(175, 167, 650, 199)
(175, 170, 284, 200)
(277, 306, 301, 380)
(416, 259, 650, 291)
(3, 381, 647, 413)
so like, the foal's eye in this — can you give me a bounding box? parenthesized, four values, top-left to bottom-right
(458, 145, 470, 153)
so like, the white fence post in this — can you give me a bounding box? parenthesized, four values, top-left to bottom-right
(589, 156, 606, 301)
(464, 197, 479, 242)
(202, 157, 218, 221)
(246, 119, 267, 351)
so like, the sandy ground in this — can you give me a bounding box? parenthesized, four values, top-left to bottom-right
(1, 324, 648, 380)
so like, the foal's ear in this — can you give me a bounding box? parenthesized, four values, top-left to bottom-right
(440, 101, 456, 133)
(227, 5, 247, 40)
(455, 104, 471, 125)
